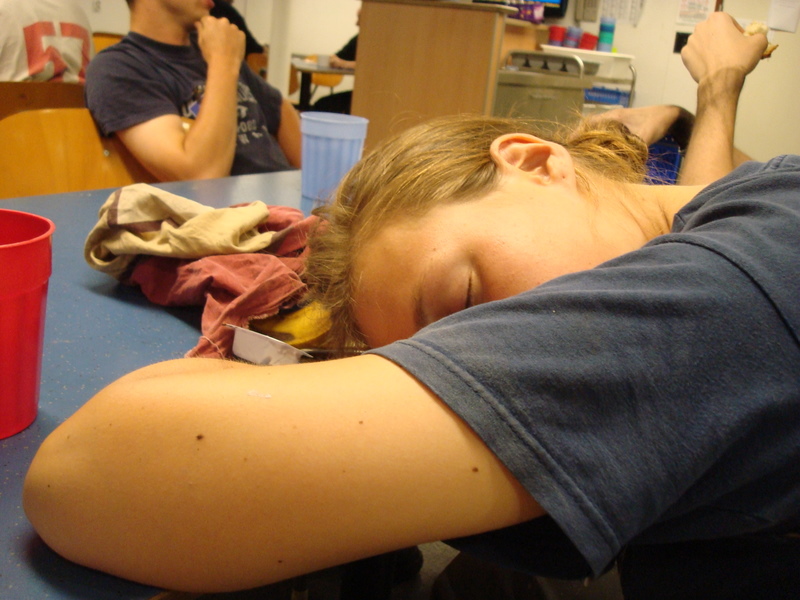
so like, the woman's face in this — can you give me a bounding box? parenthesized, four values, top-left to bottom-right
(352, 168, 632, 347)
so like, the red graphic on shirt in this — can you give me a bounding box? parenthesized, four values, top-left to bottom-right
(23, 21, 90, 82)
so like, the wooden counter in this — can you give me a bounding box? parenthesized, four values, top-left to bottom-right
(352, 0, 540, 151)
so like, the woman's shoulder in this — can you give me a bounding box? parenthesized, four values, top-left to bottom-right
(719, 154, 800, 179)
(676, 155, 800, 224)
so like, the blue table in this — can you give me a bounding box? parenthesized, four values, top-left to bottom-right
(0, 171, 302, 599)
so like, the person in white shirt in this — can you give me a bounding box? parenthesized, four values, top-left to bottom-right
(0, 0, 93, 83)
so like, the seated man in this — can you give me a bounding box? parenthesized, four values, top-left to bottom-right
(0, 0, 93, 82)
(85, 0, 300, 182)
(311, 8, 359, 115)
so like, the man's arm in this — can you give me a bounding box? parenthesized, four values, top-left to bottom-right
(678, 12, 766, 185)
(23, 355, 542, 593)
(596, 104, 693, 148)
(117, 16, 245, 181)
(598, 103, 752, 157)
(277, 98, 302, 168)
(329, 54, 356, 70)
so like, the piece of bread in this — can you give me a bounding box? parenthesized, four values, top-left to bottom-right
(744, 21, 778, 58)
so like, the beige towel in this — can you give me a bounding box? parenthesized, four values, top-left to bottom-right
(85, 183, 279, 279)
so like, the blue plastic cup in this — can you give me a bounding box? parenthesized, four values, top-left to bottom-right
(300, 112, 369, 216)
(564, 26, 582, 48)
(598, 16, 616, 52)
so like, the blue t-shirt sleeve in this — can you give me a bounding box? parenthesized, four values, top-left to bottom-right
(85, 45, 183, 136)
(84, 36, 291, 175)
(372, 238, 800, 576)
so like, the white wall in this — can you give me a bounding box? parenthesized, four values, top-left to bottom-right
(77, 0, 129, 33)
(564, 0, 799, 160)
(245, 0, 360, 100)
(717, 0, 800, 160)
(246, 0, 361, 57)
(77, 0, 359, 52)
(604, 0, 800, 160)
(77, 0, 798, 159)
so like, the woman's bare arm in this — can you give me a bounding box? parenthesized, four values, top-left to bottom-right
(23, 355, 542, 593)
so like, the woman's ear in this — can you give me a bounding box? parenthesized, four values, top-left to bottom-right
(490, 134, 557, 182)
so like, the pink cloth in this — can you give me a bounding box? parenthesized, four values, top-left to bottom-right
(124, 206, 317, 359)
(84, 182, 318, 359)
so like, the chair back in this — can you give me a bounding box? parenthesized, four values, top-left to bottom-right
(289, 63, 300, 96)
(93, 31, 124, 53)
(242, 47, 301, 95)
(246, 52, 268, 79)
(0, 81, 86, 122)
(0, 108, 156, 200)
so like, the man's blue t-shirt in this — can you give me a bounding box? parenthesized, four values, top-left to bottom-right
(85, 32, 292, 176)
(372, 156, 800, 580)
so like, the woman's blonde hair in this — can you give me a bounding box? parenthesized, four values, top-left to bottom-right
(305, 114, 649, 351)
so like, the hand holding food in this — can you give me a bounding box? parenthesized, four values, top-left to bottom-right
(744, 21, 778, 58)
(681, 13, 768, 84)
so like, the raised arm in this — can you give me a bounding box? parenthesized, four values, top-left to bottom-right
(23, 355, 541, 593)
(116, 16, 245, 181)
(594, 13, 767, 187)
(678, 12, 767, 185)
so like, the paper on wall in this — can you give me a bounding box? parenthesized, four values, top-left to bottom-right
(600, 0, 646, 26)
(768, 0, 800, 32)
(676, 0, 715, 26)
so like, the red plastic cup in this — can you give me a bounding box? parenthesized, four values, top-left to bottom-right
(0, 209, 55, 439)
(579, 32, 599, 50)
(548, 25, 566, 46)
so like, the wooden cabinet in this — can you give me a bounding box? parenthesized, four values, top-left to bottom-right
(352, 0, 539, 151)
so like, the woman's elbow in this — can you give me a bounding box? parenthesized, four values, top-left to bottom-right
(23, 420, 93, 569)
(22, 372, 161, 580)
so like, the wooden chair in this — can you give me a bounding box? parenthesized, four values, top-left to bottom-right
(289, 63, 300, 96)
(306, 54, 344, 95)
(0, 81, 86, 122)
(246, 52, 268, 79)
(0, 108, 157, 200)
(246, 44, 269, 80)
(244, 47, 300, 96)
(93, 31, 124, 53)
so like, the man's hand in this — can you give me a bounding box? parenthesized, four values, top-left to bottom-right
(329, 55, 356, 70)
(681, 12, 766, 86)
(195, 15, 245, 70)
